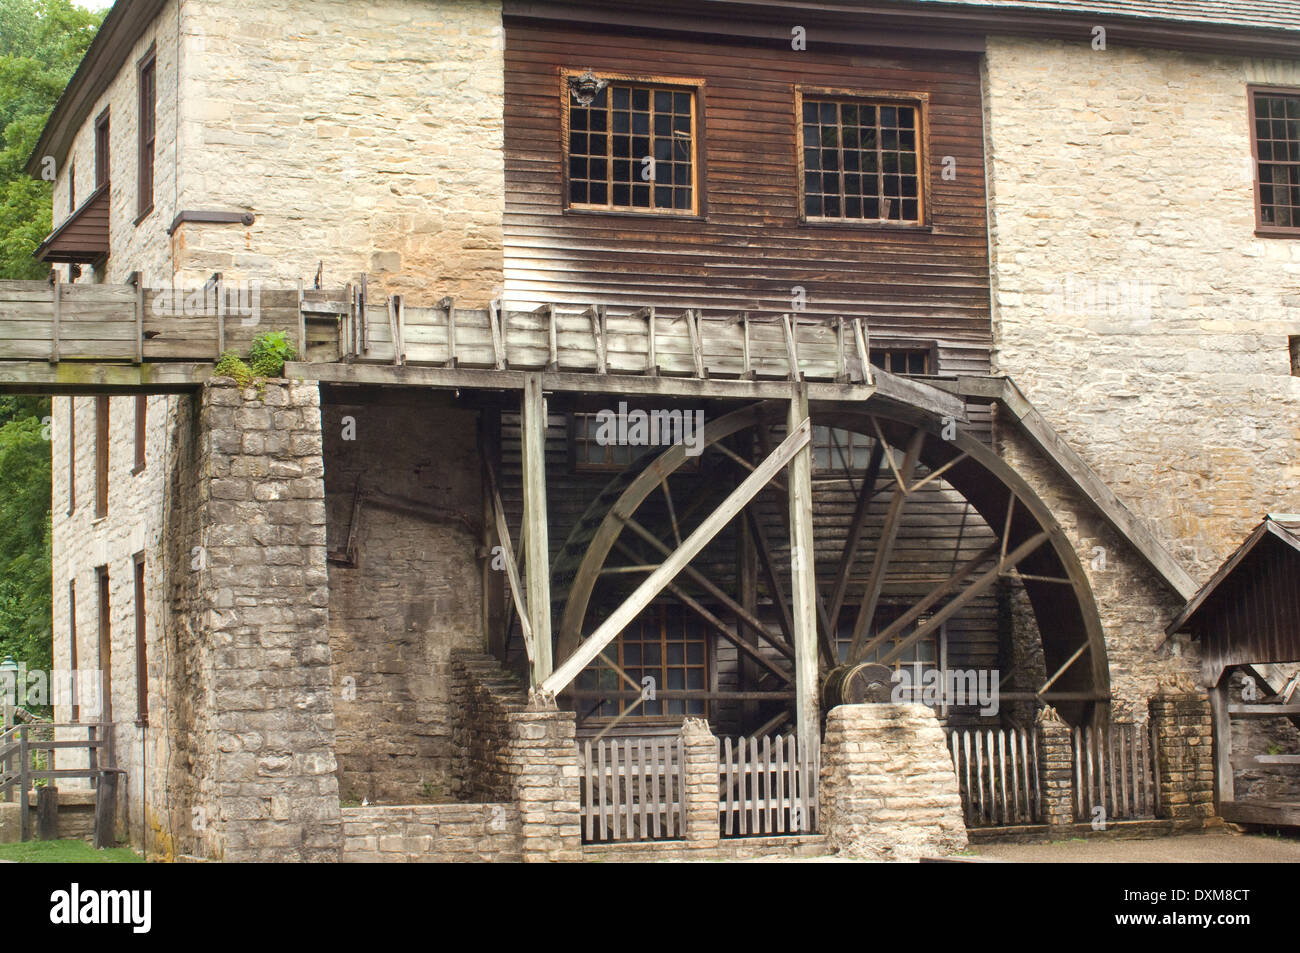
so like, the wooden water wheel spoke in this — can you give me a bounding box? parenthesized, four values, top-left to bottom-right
(845, 428, 926, 662)
(827, 438, 886, 633)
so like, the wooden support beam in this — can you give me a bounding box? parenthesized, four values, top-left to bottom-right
(538, 303, 557, 371)
(1210, 673, 1234, 811)
(216, 275, 227, 356)
(782, 313, 801, 381)
(1037, 640, 1090, 694)
(852, 540, 1001, 664)
(618, 516, 796, 659)
(359, 274, 369, 354)
(297, 279, 308, 359)
(660, 480, 682, 548)
(521, 374, 552, 684)
(741, 312, 753, 380)
(846, 428, 925, 662)
(591, 305, 607, 374)
(852, 317, 873, 385)
(441, 296, 457, 368)
(610, 541, 792, 685)
(873, 531, 1051, 667)
(744, 506, 796, 657)
(133, 279, 143, 365)
(489, 298, 506, 370)
(644, 306, 657, 376)
(687, 308, 706, 378)
(541, 419, 811, 695)
(50, 279, 61, 364)
(827, 439, 886, 632)
(786, 385, 819, 753)
(484, 453, 535, 664)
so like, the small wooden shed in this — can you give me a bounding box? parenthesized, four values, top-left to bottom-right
(1166, 515, 1300, 826)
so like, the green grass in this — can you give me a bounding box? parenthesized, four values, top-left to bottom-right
(0, 839, 142, 863)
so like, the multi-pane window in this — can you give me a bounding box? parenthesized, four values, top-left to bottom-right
(577, 603, 707, 720)
(571, 412, 634, 471)
(95, 109, 110, 189)
(137, 48, 156, 220)
(566, 76, 698, 214)
(800, 94, 923, 223)
(1252, 88, 1300, 232)
(811, 426, 874, 474)
(871, 347, 931, 376)
(94, 395, 108, 518)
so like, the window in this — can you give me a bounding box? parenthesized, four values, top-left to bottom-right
(68, 161, 75, 213)
(565, 72, 699, 215)
(94, 395, 108, 518)
(69, 580, 79, 723)
(870, 346, 933, 376)
(569, 409, 702, 473)
(133, 395, 146, 473)
(576, 603, 708, 720)
(1251, 87, 1300, 234)
(95, 109, 110, 188)
(811, 426, 875, 474)
(134, 553, 147, 725)
(1290, 336, 1300, 376)
(97, 566, 111, 723)
(798, 88, 926, 224)
(137, 47, 156, 221)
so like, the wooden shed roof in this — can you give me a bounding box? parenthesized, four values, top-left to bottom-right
(1166, 515, 1300, 675)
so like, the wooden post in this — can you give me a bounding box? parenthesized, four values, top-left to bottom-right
(18, 726, 29, 841)
(786, 385, 818, 754)
(481, 409, 506, 659)
(93, 770, 118, 849)
(134, 277, 144, 364)
(50, 278, 62, 363)
(521, 374, 553, 685)
(36, 785, 59, 840)
(1209, 670, 1234, 812)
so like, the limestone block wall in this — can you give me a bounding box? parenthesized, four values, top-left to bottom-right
(189, 380, 341, 861)
(984, 38, 1300, 586)
(323, 395, 484, 804)
(341, 803, 521, 862)
(819, 703, 968, 861)
(49, 391, 188, 858)
(172, 0, 505, 301)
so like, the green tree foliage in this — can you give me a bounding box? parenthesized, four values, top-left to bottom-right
(0, 0, 102, 280)
(0, 1, 102, 677)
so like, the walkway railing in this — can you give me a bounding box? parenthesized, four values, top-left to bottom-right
(0, 722, 114, 841)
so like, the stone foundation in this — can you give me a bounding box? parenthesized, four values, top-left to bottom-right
(1150, 692, 1216, 827)
(819, 704, 968, 861)
(341, 803, 521, 862)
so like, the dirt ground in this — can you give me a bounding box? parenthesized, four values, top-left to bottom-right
(972, 828, 1300, 863)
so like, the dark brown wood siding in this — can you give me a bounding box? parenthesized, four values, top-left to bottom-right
(504, 24, 993, 375)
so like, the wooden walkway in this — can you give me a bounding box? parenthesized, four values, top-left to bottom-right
(0, 278, 899, 393)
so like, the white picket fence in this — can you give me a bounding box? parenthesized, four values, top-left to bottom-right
(580, 736, 686, 843)
(1073, 723, 1158, 821)
(718, 733, 819, 837)
(947, 725, 1039, 827)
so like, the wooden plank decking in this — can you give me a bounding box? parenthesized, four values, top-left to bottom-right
(0, 279, 895, 392)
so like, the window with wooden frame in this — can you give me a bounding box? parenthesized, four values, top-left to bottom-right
(95, 108, 110, 189)
(569, 409, 702, 473)
(564, 70, 701, 216)
(94, 395, 108, 518)
(97, 566, 111, 723)
(576, 603, 708, 720)
(870, 345, 934, 376)
(68, 161, 75, 213)
(137, 46, 156, 222)
(797, 88, 927, 225)
(811, 426, 875, 474)
(69, 580, 79, 723)
(134, 553, 147, 726)
(1252, 87, 1300, 235)
(133, 395, 146, 473)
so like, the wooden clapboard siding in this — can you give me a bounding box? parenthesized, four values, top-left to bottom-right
(503, 23, 993, 375)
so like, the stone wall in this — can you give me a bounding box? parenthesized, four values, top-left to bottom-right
(984, 38, 1300, 590)
(341, 803, 520, 862)
(323, 395, 484, 804)
(1150, 692, 1216, 827)
(450, 652, 524, 803)
(172, 0, 505, 301)
(188, 379, 341, 861)
(819, 704, 968, 861)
